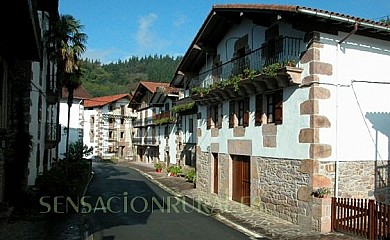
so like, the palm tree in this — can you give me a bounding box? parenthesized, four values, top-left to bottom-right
(45, 14, 87, 175)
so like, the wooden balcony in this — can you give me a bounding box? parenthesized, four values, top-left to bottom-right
(45, 122, 59, 149)
(154, 111, 175, 125)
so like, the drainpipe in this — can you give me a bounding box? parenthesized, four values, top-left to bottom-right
(334, 23, 359, 198)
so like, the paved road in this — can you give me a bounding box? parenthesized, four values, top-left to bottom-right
(83, 162, 251, 240)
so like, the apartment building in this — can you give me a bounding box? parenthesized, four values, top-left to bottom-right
(84, 94, 134, 161)
(170, 4, 390, 231)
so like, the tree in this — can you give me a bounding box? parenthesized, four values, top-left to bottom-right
(380, 16, 390, 25)
(45, 14, 87, 175)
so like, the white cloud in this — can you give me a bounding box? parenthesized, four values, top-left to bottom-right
(135, 13, 170, 55)
(173, 14, 187, 28)
(136, 13, 158, 49)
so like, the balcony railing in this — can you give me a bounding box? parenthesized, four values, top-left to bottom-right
(154, 111, 175, 121)
(144, 137, 158, 145)
(45, 122, 59, 148)
(132, 136, 158, 145)
(145, 117, 154, 126)
(45, 123, 58, 141)
(133, 119, 143, 128)
(133, 137, 142, 144)
(189, 36, 302, 88)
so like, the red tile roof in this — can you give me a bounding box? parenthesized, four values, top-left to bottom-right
(139, 81, 177, 93)
(84, 93, 131, 108)
(129, 81, 178, 108)
(62, 85, 92, 99)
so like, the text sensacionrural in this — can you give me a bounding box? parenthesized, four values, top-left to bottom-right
(39, 192, 213, 214)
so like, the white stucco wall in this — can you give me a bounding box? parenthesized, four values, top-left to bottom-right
(28, 60, 58, 185)
(28, 62, 46, 185)
(83, 108, 98, 157)
(195, 20, 310, 160)
(318, 32, 390, 161)
(83, 98, 132, 159)
(58, 99, 84, 158)
(197, 86, 310, 159)
(182, 114, 196, 144)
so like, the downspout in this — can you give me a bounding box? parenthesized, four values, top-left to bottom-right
(334, 23, 359, 198)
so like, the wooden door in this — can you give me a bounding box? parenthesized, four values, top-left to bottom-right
(213, 153, 218, 194)
(232, 155, 250, 206)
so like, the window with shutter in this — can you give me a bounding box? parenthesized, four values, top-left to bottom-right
(207, 106, 211, 129)
(255, 94, 263, 126)
(217, 104, 223, 129)
(243, 97, 250, 127)
(274, 91, 283, 124)
(229, 101, 235, 128)
(266, 91, 283, 124)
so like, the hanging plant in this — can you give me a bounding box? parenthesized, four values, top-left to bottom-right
(154, 117, 175, 125)
(172, 102, 195, 113)
(261, 63, 282, 77)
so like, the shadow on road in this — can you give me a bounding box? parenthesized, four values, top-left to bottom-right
(84, 162, 171, 236)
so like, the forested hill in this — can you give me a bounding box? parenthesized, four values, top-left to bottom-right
(80, 54, 183, 97)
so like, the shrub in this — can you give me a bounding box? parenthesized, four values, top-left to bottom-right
(185, 169, 196, 183)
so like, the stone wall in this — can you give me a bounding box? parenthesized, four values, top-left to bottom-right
(319, 160, 388, 202)
(251, 157, 311, 224)
(196, 147, 211, 193)
(218, 153, 230, 198)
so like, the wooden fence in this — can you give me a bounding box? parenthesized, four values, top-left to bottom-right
(331, 197, 390, 240)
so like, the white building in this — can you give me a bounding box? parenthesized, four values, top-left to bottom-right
(58, 86, 91, 159)
(149, 86, 180, 166)
(170, 4, 390, 232)
(0, 0, 61, 212)
(27, 4, 61, 186)
(84, 94, 134, 161)
(129, 81, 180, 166)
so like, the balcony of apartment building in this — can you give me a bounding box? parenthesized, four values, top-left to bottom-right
(108, 131, 116, 142)
(144, 116, 154, 126)
(118, 131, 127, 146)
(133, 118, 144, 128)
(189, 36, 304, 105)
(46, 74, 59, 105)
(132, 135, 158, 146)
(154, 110, 176, 125)
(133, 136, 142, 145)
(144, 136, 158, 146)
(45, 122, 59, 149)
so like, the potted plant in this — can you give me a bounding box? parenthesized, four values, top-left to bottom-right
(154, 162, 162, 173)
(185, 169, 196, 188)
(311, 187, 331, 198)
(169, 166, 182, 176)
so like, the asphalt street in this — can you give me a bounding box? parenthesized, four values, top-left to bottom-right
(83, 162, 251, 240)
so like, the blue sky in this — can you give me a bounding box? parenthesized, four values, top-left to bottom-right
(59, 0, 390, 64)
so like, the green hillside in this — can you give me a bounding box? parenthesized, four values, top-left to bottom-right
(80, 54, 183, 97)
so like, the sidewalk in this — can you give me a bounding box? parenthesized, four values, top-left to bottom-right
(120, 161, 363, 240)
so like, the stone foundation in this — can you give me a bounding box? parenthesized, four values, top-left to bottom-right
(252, 157, 311, 224)
(218, 153, 230, 198)
(319, 160, 388, 203)
(196, 148, 386, 232)
(196, 148, 211, 193)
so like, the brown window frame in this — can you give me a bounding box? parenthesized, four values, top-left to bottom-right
(266, 91, 283, 124)
(229, 97, 250, 128)
(255, 94, 263, 126)
(207, 104, 220, 129)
